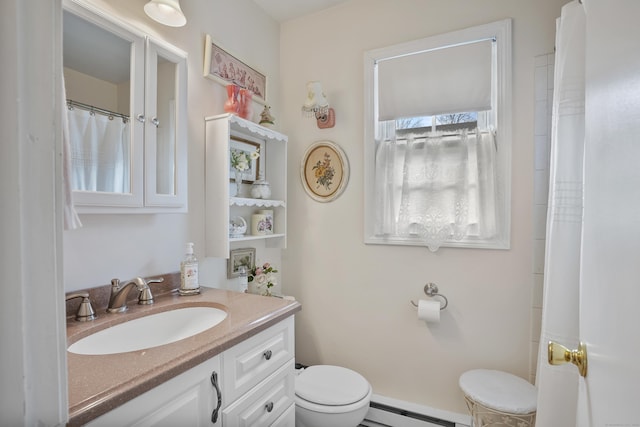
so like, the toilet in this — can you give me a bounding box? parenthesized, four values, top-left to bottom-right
(295, 365, 372, 427)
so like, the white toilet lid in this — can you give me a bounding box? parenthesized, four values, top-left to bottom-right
(296, 365, 370, 406)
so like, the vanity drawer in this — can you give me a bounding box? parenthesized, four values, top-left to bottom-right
(222, 317, 294, 403)
(270, 401, 295, 427)
(222, 358, 295, 427)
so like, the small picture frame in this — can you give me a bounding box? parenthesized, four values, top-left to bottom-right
(301, 140, 350, 202)
(227, 247, 256, 279)
(230, 136, 262, 183)
(203, 34, 267, 105)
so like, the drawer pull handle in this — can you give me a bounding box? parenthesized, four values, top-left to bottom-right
(263, 350, 273, 360)
(210, 371, 222, 424)
(265, 401, 274, 413)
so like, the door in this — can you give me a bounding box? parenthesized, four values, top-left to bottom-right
(579, 0, 640, 424)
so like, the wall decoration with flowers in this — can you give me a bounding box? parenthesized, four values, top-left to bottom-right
(300, 140, 349, 202)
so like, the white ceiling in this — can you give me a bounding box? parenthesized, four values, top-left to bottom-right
(251, 0, 350, 23)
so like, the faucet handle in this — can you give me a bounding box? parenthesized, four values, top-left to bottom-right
(138, 277, 164, 305)
(65, 292, 97, 322)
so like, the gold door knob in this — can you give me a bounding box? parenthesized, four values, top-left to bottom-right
(548, 341, 588, 377)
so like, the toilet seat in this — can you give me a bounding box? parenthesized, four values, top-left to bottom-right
(296, 365, 371, 411)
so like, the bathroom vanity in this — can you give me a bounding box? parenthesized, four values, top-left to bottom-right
(66, 284, 300, 426)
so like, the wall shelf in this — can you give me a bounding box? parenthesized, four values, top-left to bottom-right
(205, 114, 288, 258)
(230, 197, 285, 208)
(230, 234, 286, 243)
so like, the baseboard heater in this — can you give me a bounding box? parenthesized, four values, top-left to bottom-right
(361, 396, 471, 427)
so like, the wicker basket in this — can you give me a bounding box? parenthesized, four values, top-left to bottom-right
(464, 395, 536, 427)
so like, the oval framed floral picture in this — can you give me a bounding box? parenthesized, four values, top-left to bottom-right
(300, 140, 349, 202)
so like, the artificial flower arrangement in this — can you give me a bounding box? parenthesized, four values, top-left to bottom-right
(230, 147, 260, 172)
(248, 262, 278, 296)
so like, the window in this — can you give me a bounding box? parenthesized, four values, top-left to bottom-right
(364, 19, 511, 250)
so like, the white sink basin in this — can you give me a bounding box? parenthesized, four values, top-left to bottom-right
(68, 306, 227, 355)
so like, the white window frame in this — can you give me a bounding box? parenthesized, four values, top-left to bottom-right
(363, 19, 512, 250)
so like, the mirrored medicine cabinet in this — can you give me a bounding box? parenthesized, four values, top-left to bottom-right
(363, 19, 512, 250)
(63, 0, 187, 213)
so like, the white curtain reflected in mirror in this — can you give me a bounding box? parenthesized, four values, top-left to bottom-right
(68, 107, 131, 193)
(64, 8, 135, 196)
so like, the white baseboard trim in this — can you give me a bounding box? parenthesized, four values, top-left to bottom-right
(362, 394, 471, 427)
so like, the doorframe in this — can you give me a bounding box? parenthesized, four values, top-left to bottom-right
(0, 0, 68, 424)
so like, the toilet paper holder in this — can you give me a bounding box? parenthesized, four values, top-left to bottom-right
(410, 282, 448, 310)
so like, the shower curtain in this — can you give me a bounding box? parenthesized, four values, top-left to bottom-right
(67, 107, 130, 194)
(535, 1, 585, 425)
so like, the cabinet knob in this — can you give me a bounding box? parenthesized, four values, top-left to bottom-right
(151, 117, 160, 127)
(265, 401, 274, 413)
(263, 350, 272, 360)
(136, 113, 146, 123)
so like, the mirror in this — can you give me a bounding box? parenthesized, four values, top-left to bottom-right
(63, 8, 141, 199)
(154, 54, 177, 196)
(363, 19, 512, 250)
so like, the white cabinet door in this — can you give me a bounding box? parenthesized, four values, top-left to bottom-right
(85, 356, 222, 427)
(64, 0, 145, 209)
(143, 37, 188, 208)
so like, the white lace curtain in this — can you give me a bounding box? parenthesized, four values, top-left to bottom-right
(373, 122, 497, 251)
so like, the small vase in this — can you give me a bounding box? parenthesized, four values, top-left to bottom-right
(248, 281, 261, 295)
(247, 281, 272, 296)
(238, 88, 253, 120)
(234, 170, 244, 197)
(250, 179, 271, 199)
(224, 85, 239, 115)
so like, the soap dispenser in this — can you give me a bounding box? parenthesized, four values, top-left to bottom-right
(180, 242, 200, 295)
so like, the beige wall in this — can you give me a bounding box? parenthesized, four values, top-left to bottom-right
(64, 67, 120, 111)
(278, 0, 564, 414)
(63, 0, 283, 291)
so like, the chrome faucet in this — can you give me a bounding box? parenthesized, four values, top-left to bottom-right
(107, 277, 164, 313)
(66, 291, 97, 321)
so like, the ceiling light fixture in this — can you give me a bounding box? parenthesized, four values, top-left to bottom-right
(144, 0, 187, 27)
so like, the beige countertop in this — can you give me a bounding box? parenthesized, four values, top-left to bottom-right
(66, 284, 301, 426)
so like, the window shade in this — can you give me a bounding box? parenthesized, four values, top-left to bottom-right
(377, 39, 493, 121)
